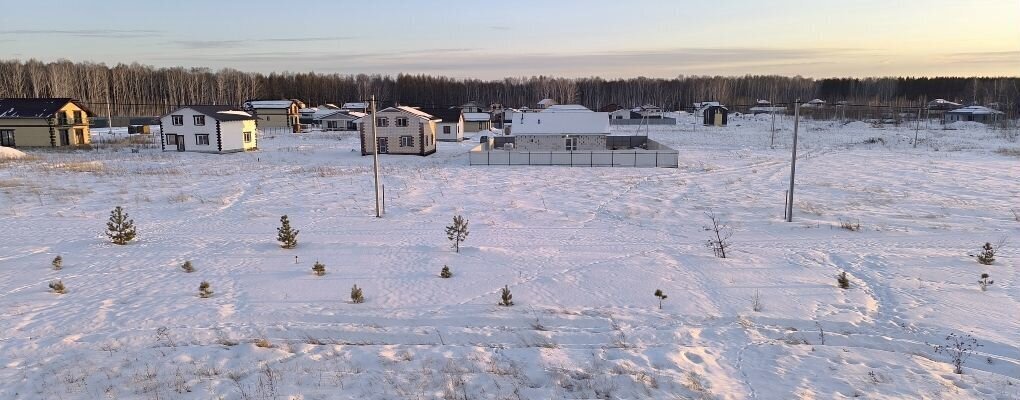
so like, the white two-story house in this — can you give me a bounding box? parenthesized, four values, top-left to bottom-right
(160, 106, 258, 153)
(359, 106, 438, 156)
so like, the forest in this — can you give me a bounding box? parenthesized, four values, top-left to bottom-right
(1, 59, 1018, 116)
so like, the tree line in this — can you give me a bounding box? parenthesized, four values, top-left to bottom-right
(1, 59, 1017, 116)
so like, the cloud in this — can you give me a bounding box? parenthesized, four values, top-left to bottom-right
(172, 36, 356, 49)
(943, 50, 1020, 64)
(0, 29, 161, 38)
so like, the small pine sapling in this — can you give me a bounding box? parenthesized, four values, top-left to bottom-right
(445, 215, 469, 253)
(440, 265, 452, 278)
(976, 242, 996, 265)
(350, 284, 364, 303)
(654, 289, 668, 309)
(199, 281, 213, 298)
(48, 280, 66, 294)
(932, 333, 980, 374)
(978, 273, 994, 291)
(837, 271, 850, 289)
(51, 255, 62, 270)
(498, 285, 514, 306)
(276, 215, 299, 249)
(105, 206, 137, 245)
(704, 211, 733, 258)
(312, 261, 326, 276)
(181, 261, 195, 273)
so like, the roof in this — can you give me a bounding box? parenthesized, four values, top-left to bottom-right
(342, 102, 369, 109)
(378, 106, 439, 120)
(171, 105, 256, 122)
(542, 104, 591, 113)
(420, 107, 462, 123)
(0, 98, 95, 119)
(946, 106, 1004, 115)
(316, 110, 362, 121)
(696, 102, 728, 112)
(537, 98, 557, 106)
(599, 104, 624, 112)
(511, 111, 610, 135)
(245, 100, 295, 109)
(463, 112, 490, 122)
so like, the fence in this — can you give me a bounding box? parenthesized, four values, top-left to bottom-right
(469, 139, 678, 168)
(610, 118, 676, 125)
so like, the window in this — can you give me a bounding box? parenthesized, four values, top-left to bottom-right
(196, 134, 210, 145)
(172, 115, 184, 125)
(193, 115, 206, 126)
(73, 111, 83, 124)
(396, 117, 408, 127)
(266, 116, 271, 121)
(243, 131, 252, 142)
(326, 121, 338, 129)
(0, 129, 14, 147)
(56, 111, 68, 125)
(443, 125, 451, 134)
(376, 117, 389, 127)
(565, 137, 578, 151)
(399, 135, 413, 147)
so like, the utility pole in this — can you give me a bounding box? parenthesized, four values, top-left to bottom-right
(370, 95, 383, 218)
(913, 104, 922, 148)
(786, 99, 800, 222)
(770, 100, 776, 147)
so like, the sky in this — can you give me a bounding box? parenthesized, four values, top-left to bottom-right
(0, 0, 1017, 80)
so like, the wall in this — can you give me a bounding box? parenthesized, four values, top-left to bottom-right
(160, 108, 252, 153)
(463, 120, 491, 133)
(516, 134, 606, 151)
(610, 118, 676, 125)
(436, 121, 462, 141)
(253, 105, 297, 129)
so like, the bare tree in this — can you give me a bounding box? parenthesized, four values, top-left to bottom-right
(931, 333, 980, 374)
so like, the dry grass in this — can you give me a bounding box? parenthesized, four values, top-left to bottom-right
(47, 161, 106, 173)
(994, 147, 1020, 158)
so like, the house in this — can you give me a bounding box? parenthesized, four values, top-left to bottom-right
(608, 108, 633, 120)
(0, 98, 93, 148)
(317, 110, 364, 131)
(421, 107, 464, 141)
(543, 104, 592, 112)
(943, 106, 1004, 124)
(750, 100, 786, 115)
(244, 100, 300, 132)
(537, 98, 557, 109)
(359, 106, 438, 156)
(342, 102, 369, 113)
(696, 102, 728, 126)
(802, 99, 827, 108)
(636, 104, 663, 118)
(459, 101, 484, 113)
(509, 106, 610, 151)
(462, 112, 491, 133)
(160, 105, 258, 153)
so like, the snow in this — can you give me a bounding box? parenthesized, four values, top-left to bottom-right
(948, 106, 1005, 115)
(542, 104, 592, 112)
(342, 102, 369, 110)
(511, 110, 610, 134)
(0, 146, 26, 159)
(393, 105, 437, 119)
(0, 114, 1018, 399)
(245, 100, 295, 109)
(462, 112, 490, 121)
(217, 110, 254, 117)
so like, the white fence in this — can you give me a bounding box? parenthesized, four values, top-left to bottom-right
(469, 145, 678, 168)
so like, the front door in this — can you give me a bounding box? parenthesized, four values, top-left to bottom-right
(177, 138, 186, 152)
(0, 130, 14, 147)
(377, 137, 389, 154)
(74, 129, 85, 145)
(59, 129, 70, 146)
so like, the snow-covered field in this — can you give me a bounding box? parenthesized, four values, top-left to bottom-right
(1, 115, 1017, 399)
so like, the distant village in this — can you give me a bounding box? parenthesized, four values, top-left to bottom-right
(0, 96, 1007, 167)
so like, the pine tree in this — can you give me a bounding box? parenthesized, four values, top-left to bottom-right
(312, 261, 326, 276)
(654, 289, 668, 309)
(277, 215, 299, 249)
(498, 285, 514, 306)
(181, 261, 195, 273)
(51, 255, 62, 270)
(105, 206, 137, 245)
(837, 271, 850, 289)
(978, 273, 994, 291)
(350, 284, 364, 303)
(48, 280, 66, 294)
(445, 215, 469, 253)
(440, 265, 452, 278)
(199, 281, 213, 298)
(976, 242, 995, 265)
